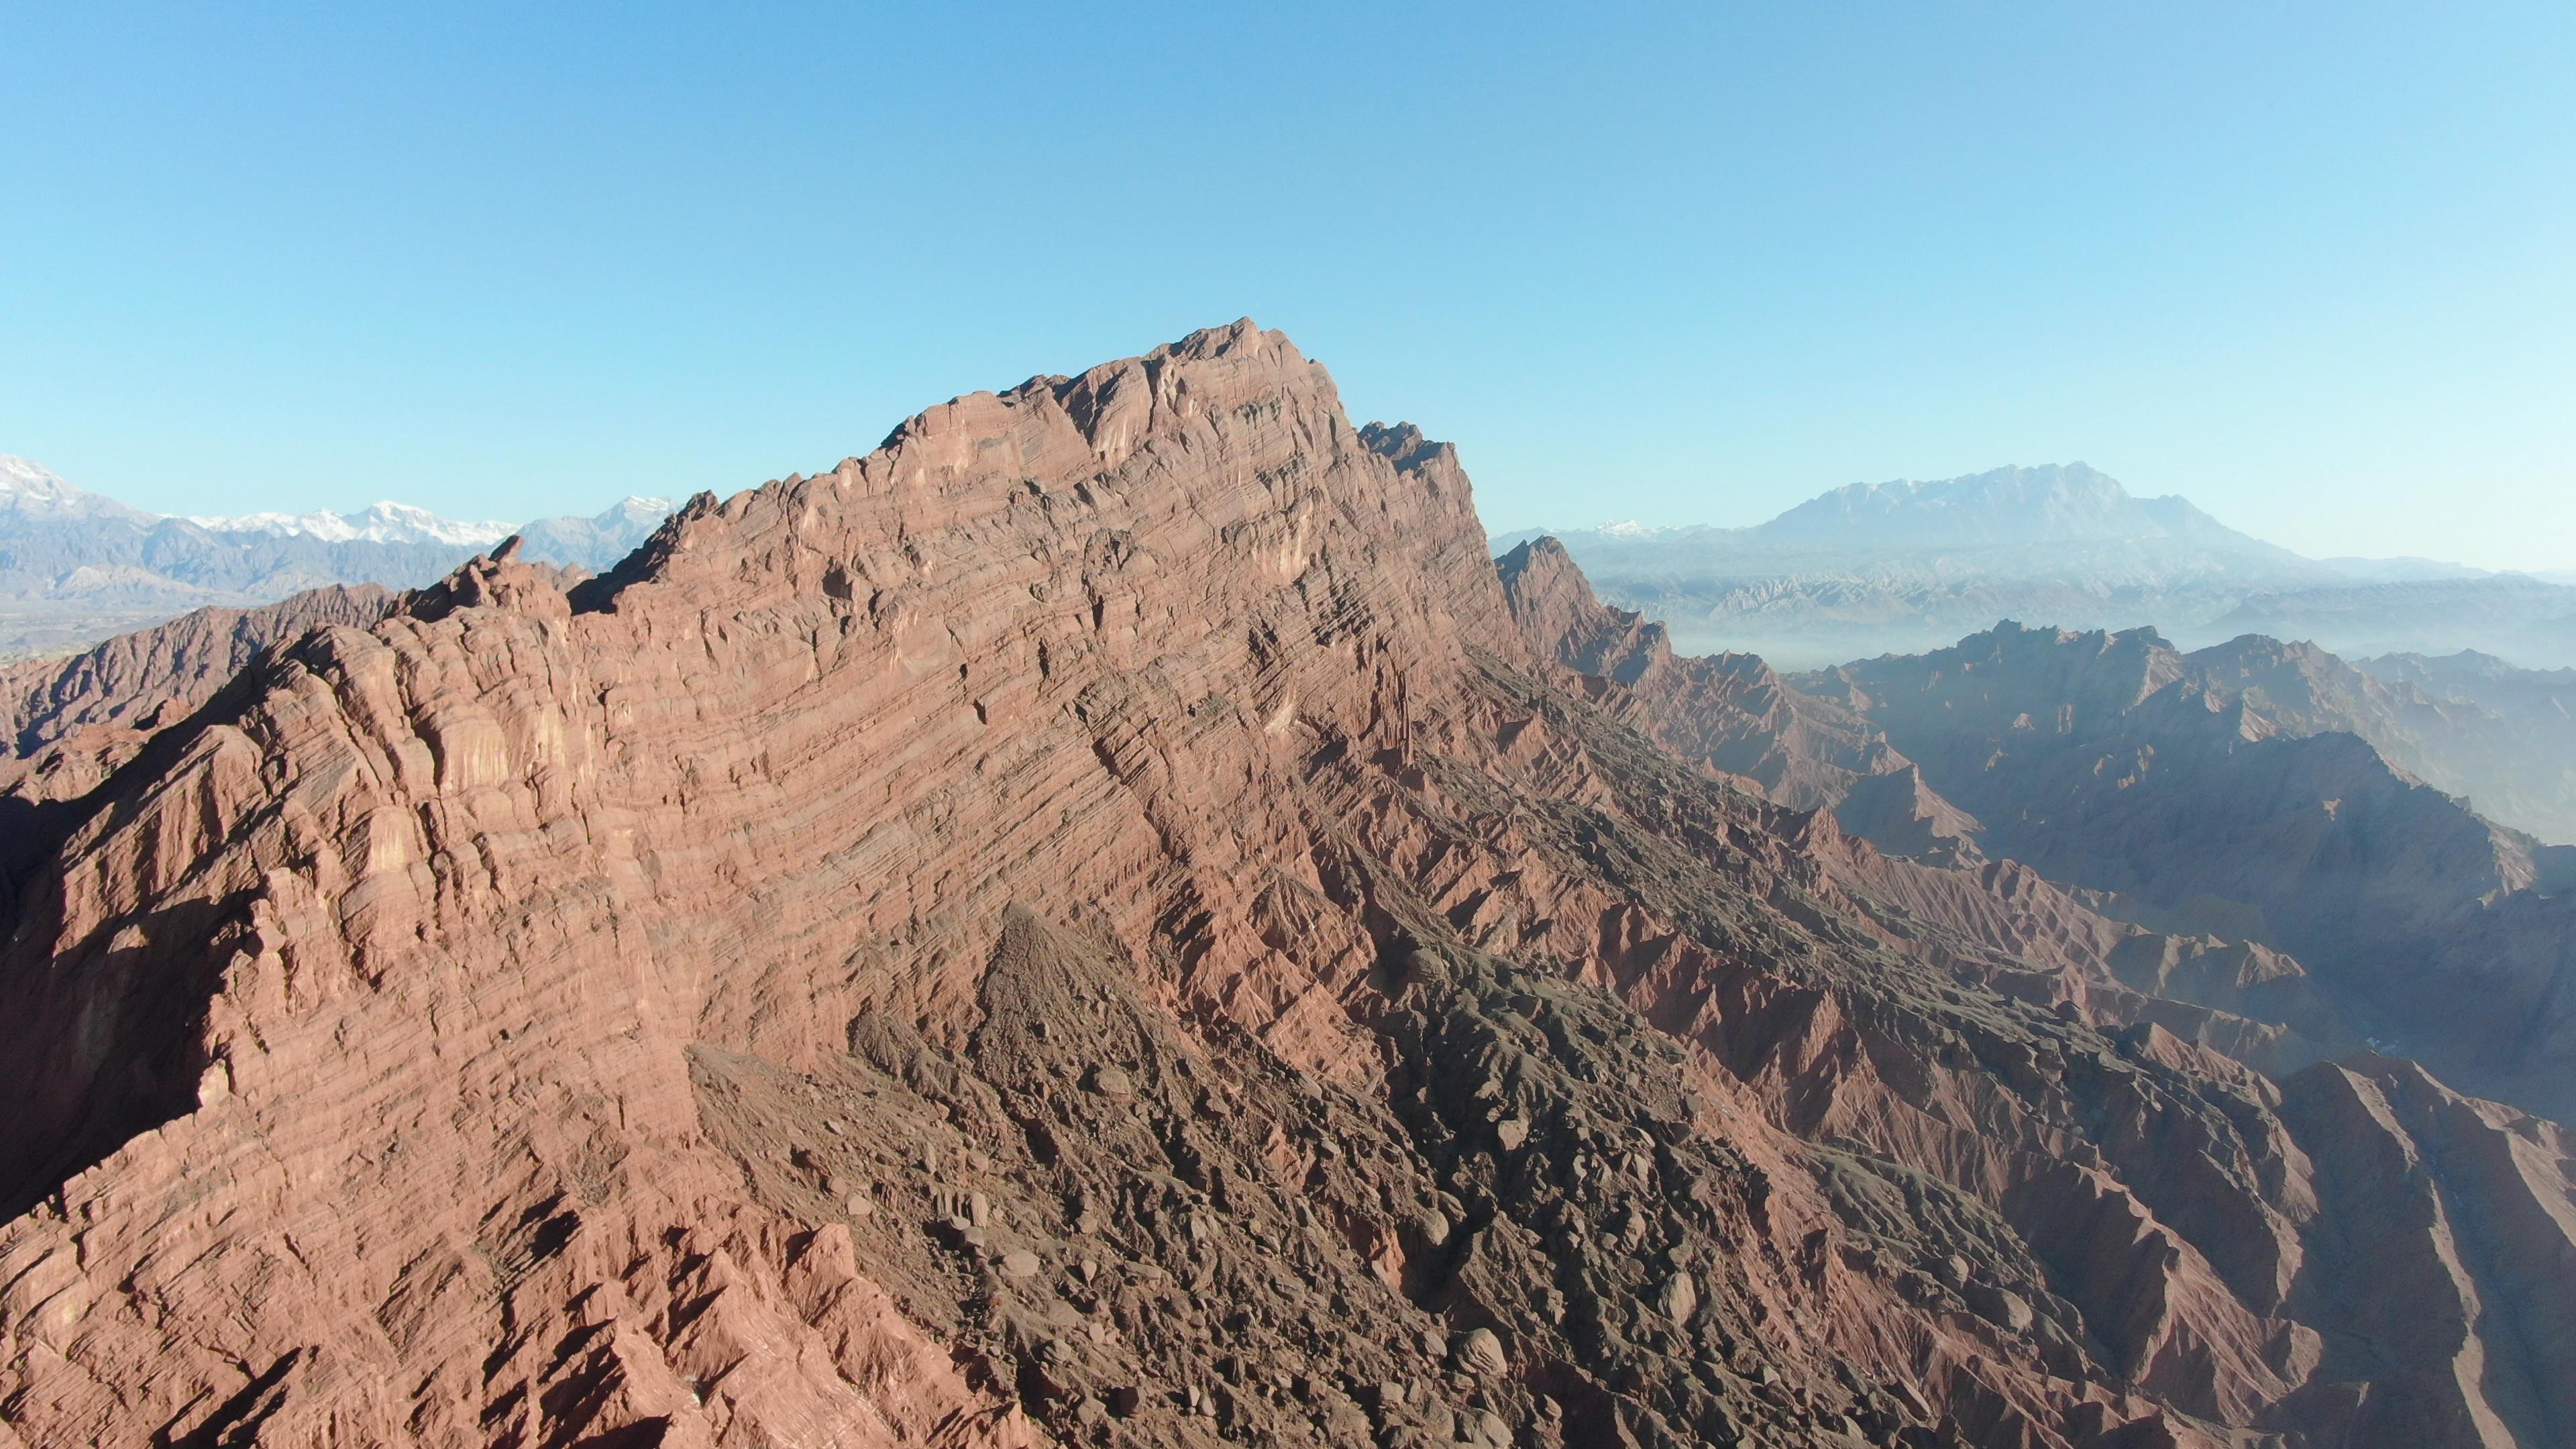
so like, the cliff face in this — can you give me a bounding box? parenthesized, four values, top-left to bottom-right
(2, 325, 2571, 1449)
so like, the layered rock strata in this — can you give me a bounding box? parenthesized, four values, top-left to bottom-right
(0, 583, 398, 799)
(1, 324, 2569, 1448)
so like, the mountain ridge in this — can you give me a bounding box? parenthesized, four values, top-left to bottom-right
(5, 324, 2573, 1446)
(186, 500, 521, 547)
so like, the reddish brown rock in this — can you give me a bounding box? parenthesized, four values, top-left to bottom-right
(1499, 536, 1985, 865)
(0, 322, 2569, 1449)
(0, 582, 396, 800)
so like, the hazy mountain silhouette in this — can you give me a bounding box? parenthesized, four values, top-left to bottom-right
(1499, 463, 2576, 668)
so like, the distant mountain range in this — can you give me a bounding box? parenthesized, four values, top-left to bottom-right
(185, 500, 519, 548)
(0, 454, 672, 659)
(1495, 462, 2576, 669)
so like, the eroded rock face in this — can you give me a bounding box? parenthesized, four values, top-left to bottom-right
(2273, 1057, 2576, 1447)
(1497, 539, 2363, 1077)
(0, 323, 2569, 1449)
(1497, 551, 2576, 1446)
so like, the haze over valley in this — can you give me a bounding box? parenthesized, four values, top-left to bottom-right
(1497, 463, 2576, 671)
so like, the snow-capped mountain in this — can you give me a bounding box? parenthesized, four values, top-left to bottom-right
(189, 500, 519, 549)
(0, 455, 158, 523)
(0, 454, 678, 659)
(512, 495, 677, 570)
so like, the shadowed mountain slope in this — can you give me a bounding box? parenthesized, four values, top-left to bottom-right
(2341, 649, 2576, 843)
(1799, 622, 2576, 1122)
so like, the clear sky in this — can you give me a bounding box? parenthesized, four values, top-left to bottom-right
(4, 3, 2571, 570)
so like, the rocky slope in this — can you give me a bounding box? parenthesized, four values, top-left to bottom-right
(1493, 541, 2367, 1077)
(1798, 622, 2576, 1122)
(3, 325, 2572, 1448)
(1493, 539, 1981, 867)
(2347, 650, 2576, 844)
(0, 583, 396, 774)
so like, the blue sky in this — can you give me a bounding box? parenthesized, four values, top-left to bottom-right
(3, 3, 2571, 569)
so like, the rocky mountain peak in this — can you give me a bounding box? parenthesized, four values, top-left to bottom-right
(0, 453, 154, 522)
(7, 327, 2575, 1449)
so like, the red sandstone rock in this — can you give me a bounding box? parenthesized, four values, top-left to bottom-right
(1498, 537, 1986, 866)
(0, 323, 2568, 1448)
(0, 582, 396, 801)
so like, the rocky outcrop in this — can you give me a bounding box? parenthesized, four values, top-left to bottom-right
(2, 324, 2570, 1448)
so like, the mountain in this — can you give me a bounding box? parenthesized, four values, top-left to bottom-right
(513, 492, 682, 570)
(188, 500, 519, 548)
(2208, 574, 2576, 664)
(0, 453, 158, 523)
(1748, 464, 2290, 553)
(5, 325, 2573, 1447)
(2347, 650, 2576, 842)
(2361, 647, 2576, 699)
(0, 453, 674, 659)
(1495, 537, 1987, 867)
(1503, 464, 2576, 669)
(1796, 621, 2576, 1119)
(2178, 637, 2576, 845)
